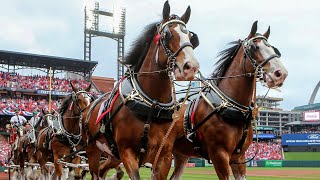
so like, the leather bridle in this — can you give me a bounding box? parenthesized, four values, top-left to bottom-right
(242, 35, 280, 83)
(71, 90, 93, 114)
(156, 16, 194, 73)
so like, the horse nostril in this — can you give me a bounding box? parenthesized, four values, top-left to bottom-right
(183, 62, 191, 70)
(274, 70, 282, 78)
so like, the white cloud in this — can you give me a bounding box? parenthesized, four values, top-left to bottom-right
(0, 0, 319, 110)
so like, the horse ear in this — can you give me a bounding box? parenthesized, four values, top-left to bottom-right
(181, 6, 191, 24)
(248, 21, 258, 39)
(263, 26, 270, 39)
(85, 83, 92, 92)
(42, 108, 45, 115)
(70, 82, 77, 92)
(162, 0, 170, 20)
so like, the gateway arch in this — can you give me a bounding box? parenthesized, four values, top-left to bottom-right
(309, 81, 320, 105)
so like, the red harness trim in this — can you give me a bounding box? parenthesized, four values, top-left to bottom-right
(154, 33, 161, 44)
(191, 95, 203, 140)
(95, 89, 120, 125)
(95, 77, 126, 125)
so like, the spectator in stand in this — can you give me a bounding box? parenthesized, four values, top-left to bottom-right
(10, 109, 27, 128)
(29, 111, 39, 127)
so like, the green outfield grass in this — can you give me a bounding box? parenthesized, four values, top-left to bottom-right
(93, 167, 320, 180)
(284, 152, 320, 160)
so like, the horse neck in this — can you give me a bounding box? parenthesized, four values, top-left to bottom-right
(137, 42, 172, 103)
(35, 122, 45, 136)
(218, 48, 254, 106)
(62, 107, 80, 134)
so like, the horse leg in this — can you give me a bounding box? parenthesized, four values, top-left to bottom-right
(99, 155, 123, 180)
(170, 152, 189, 180)
(52, 143, 68, 180)
(151, 151, 172, 180)
(120, 148, 140, 180)
(19, 153, 25, 180)
(114, 165, 125, 180)
(209, 149, 231, 180)
(37, 151, 49, 180)
(86, 143, 102, 179)
(230, 155, 247, 180)
(71, 156, 82, 180)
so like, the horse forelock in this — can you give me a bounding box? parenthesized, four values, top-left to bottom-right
(211, 40, 242, 84)
(124, 22, 158, 72)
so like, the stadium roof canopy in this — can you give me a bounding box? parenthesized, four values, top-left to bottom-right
(293, 103, 320, 111)
(285, 121, 320, 126)
(0, 49, 98, 75)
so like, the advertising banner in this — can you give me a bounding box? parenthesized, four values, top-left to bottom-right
(303, 111, 320, 121)
(282, 134, 320, 146)
(265, 160, 283, 167)
(37, 90, 69, 96)
(253, 134, 275, 139)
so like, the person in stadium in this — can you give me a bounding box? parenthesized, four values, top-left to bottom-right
(29, 111, 39, 127)
(10, 109, 27, 128)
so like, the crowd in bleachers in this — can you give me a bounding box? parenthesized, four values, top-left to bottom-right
(0, 139, 10, 165)
(290, 126, 320, 134)
(0, 95, 59, 113)
(246, 141, 283, 160)
(0, 71, 102, 114)
(0, 71, 89, 92)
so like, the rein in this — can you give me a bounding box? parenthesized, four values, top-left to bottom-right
(152, 80, 191, 173)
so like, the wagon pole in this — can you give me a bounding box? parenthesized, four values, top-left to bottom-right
(48, 67, 52, 113)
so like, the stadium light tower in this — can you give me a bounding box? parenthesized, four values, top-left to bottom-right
(84, 0, 126, 80)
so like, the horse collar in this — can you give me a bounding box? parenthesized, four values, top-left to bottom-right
(119, 76, 176, 120)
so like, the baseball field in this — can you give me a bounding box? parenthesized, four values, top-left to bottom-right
(103, 167, 320, 180)
(0, 167, 319, 179)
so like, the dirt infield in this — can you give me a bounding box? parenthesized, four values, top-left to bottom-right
(0, 172, 9, 180)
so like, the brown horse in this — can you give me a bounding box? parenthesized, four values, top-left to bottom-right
(81, 1, 199, 179)
(15, 110, 49, 179)
(170, 21, 288, 180)
(7, 121, 32, 179)
(36, 83, 92, 180)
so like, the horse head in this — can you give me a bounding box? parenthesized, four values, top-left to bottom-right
(69, 82, 93, 115)
(156, 1, 199, 80)
(243, 21, 288, 88)
(38, 108, 55, 129)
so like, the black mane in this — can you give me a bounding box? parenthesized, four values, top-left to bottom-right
(211, 40, 242, 84)
(59, 94, 72, 115)
(124, 22, 158, 72)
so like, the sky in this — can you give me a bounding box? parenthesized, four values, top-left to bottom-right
(0, 0, 319, 110)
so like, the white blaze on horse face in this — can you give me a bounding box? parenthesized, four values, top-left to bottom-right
(82, 93, 91, 107)
(47, 115, 53, 128)
(257, 41, 288, 87)
(173, 25, 199, 80)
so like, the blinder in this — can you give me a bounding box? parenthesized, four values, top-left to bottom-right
(163, 25, 172, 47)
(272, 46, 281, 57)
(161, 25, 199, 49)
(190, 31, 199, 49)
